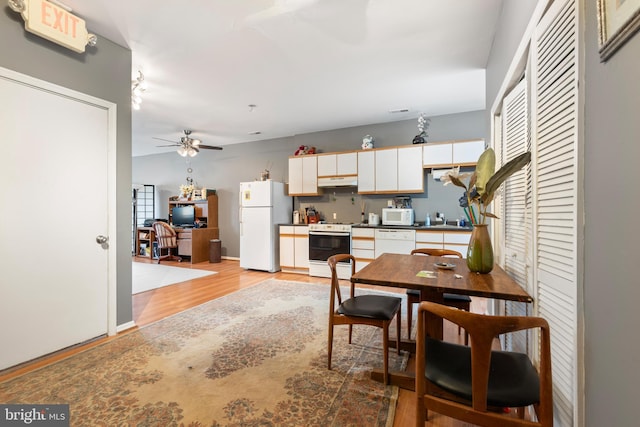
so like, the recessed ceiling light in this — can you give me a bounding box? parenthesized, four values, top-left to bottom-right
(248, 104, 257, 112)
(389, 108, 410, 113)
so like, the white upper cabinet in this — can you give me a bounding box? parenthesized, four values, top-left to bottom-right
(452, 139, 485, 165)
(397, 146, 424, 192)
(360, 146, 423, 194)
(336, 152, 358, 175)
(374, 148, 398, 192)
(423, 139, 485, 168)
(423, 143, 453, 168)
(317, 152, 358, 177)
(288, 156, 319, 196)
(316, 154, 337, 176)
(357, 150, 376, 192)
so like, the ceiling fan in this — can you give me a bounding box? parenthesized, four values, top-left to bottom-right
(153, 130, 223, 157)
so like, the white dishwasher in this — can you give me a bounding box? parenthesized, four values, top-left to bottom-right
(374, 229, 416, 258)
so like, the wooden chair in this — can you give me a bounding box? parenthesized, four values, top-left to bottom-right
(415, 301, 553, 427)
(152, 221, 182, 263)
(327, 254, 402, 384)
(407, 248, 471, 344)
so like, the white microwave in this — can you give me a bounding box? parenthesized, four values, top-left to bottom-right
(381, 208, 414, 226)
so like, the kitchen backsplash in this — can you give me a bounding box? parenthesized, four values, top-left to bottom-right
(293, 172, 471, 225)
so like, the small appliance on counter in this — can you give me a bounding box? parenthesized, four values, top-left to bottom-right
(368, 213, 380, 225)
(305, 207, 320, 224)
(382, 208, 414, 226)
(392, 196, 412, 209)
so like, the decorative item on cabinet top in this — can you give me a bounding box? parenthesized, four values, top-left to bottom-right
(361, 135, 374, 149)
(294, 145, 316, 156)
(412, 113, 430, 144)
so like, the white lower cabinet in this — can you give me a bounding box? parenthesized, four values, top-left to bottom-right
(415, 230, 444, 250)
(416, 230, 471, 257)
(279, 226, 309, 273)
(351, 228, 375, 272)
(443, 231, 471, 256)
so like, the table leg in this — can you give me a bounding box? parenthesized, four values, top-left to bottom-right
(420, 290, 445, 340)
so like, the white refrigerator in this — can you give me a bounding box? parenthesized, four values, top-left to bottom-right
(239, 181, 291, 272)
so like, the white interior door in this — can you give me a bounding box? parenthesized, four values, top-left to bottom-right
(0, 69, 114, 370)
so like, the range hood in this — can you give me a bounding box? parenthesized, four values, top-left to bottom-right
(317, 176, 358, 187)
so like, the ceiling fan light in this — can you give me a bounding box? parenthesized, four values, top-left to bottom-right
(188, 148, 198, 157)
(177, 147, 188, 156)
(191, 139, 201, 146)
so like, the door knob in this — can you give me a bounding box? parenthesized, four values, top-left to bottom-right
(96, 235, 109, 244)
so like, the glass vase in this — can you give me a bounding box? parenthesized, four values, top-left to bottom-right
(466, 224, 494, 274)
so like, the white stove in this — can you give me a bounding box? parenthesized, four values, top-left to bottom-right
(308, 223, 354, 279)
(308, 223, 354, 233)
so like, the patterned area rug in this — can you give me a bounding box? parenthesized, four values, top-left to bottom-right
(0, 279, 407, 426)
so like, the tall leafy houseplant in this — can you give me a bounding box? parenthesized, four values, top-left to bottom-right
(442, 148, 531, 273)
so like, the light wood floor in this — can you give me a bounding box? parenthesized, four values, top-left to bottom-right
(1, 257, 487, 427)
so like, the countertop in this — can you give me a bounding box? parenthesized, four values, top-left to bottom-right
(352, 224, 473, 231)
(280, 223, 473, 232)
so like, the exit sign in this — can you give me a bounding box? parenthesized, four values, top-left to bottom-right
(11, 0, 96, 53)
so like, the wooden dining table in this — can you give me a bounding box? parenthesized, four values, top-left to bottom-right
(350, 252, 533, 389)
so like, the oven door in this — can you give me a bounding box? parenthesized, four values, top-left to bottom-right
(308, 231, 351, 262)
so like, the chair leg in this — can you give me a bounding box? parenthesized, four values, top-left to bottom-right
(382, 323, 389, 385)
(396, 307, 401, 355)
(406, 299, 414, 340)
(416, 398, 426, 426)
(327, 324, 334, 370)
(348, 324, 353, 344)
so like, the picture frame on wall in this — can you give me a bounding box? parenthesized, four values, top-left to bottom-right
(598, 0, 640, 61)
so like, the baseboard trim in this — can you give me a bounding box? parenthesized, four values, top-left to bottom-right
(116, 321, 136, 333)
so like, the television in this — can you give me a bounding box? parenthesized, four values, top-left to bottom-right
(172, 206, 195, 227)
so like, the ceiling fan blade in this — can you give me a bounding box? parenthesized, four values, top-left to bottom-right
(156, 143, 180, 147)
(153, 136, 180, 143)
(199, 144, 224, 150)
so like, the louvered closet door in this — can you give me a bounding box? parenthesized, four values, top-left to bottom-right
(501, 79, 532, 354)
(532, 0, 579, 425)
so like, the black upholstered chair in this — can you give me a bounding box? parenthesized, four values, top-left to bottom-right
(327, 254, 402, 384)
(407, 248, 471, 344)
(415, 301, 553, 427)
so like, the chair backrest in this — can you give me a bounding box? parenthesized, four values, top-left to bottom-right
(416, 301, 553, 426)
(411, 248, 463, 258)
(327, 254, 356, 314)
(152, 221, 177, 249)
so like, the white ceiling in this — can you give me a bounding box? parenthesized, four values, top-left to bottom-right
(63, 0, 503, 156)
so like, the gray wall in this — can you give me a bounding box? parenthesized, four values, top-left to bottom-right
(583, 1, 640, 425)
(485, 0, 539, 126)
(133, 110, 485, 258)
(0, 8, 133, 325)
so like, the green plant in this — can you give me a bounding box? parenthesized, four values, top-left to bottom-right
(442, 148, 531, 225)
